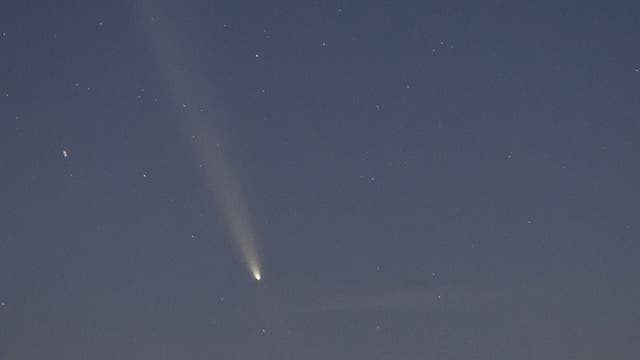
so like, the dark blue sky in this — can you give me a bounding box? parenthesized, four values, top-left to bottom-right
(1, 1, 639, 359)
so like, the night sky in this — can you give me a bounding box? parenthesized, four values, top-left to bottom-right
(2, 1, 640, 359)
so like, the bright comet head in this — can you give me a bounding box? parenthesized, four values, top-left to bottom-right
(253, 270, 261, 281)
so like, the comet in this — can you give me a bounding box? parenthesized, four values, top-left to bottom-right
(253, 269, 261, 281)
(136, 1, 262, 280)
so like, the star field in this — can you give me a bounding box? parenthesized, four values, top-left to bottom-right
(1, 1, 640, 359)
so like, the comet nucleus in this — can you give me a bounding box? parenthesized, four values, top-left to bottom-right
(253, 269, 261, 281)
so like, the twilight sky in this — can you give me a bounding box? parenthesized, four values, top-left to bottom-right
(1, 1, 640, 359)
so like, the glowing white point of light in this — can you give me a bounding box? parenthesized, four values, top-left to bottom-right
(253, 270, 261, 281)
(62, 149, 69, 158)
